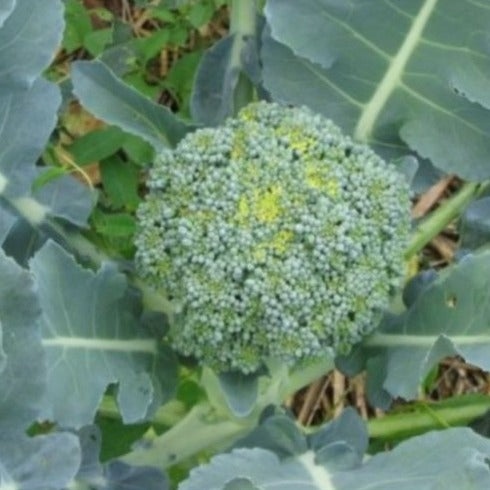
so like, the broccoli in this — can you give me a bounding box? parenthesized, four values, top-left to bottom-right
(135, 102, 411, 374)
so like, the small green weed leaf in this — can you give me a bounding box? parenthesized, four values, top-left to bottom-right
(0, 434, 81, 489)
(84, 27, 114, 57)
(218, 371, 259, 418)
(69, 126, 126, 166)
(339, 250, 490, 404)
(0, 78, 60, 197)
(264, 0, 490, 181)
(95, 417, 150, 462)
(133, 29, 170, 62)
(123, 134, 155, 166)
(187, 1, 214, 29)
(181, 427, 490, 489)
(30, 241, 177, 428)
(63, 0, 93, 53)
(0, 0, 15, 28)
(460, 196, 490, 250)
(72, 60, 193, 150)
(0, 249, 44, 435)
(92, 209, 137, 237)
(165, 50, 203, 117)
(0, 0, 64, 89)
(100, 155, 141, 210)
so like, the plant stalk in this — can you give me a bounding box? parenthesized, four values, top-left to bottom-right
(229, 0, 257, 114)
(405, 180, 489, 259)
(119, 355, 334, 468)
(121, 403, 249, 468)
(367, 395, 490, 441)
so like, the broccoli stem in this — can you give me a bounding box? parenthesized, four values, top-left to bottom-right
(229, 0, 258, 114)
(119, 355, 334, 469)
(405, 180, 490, 259)
(121, 403, 250, 468)
(367, 394, 490, 441)
(114, 389, 490, 469)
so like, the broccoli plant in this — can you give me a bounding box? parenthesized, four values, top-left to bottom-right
(4, 0, 490, 489)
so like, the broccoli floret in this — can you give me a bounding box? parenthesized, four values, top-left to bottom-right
(135, 102, 411, 374)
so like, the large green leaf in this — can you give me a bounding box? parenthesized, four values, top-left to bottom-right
(0, 249, 45, 435)
(30, 241, 177, 429)
(0, 0, 64, 88)
(0, 434, 81, 489)
(338, 249, 490, 405)
(0, 0, 15, 28)
(191, 28, 260, 125)
(0, 206, 16, 244)
(0, 78, 60, 198)
(74, 425, 170, 489)
(264, 0, 490, 181)
(0, 79, 93, 227)
(181, 425, 490, 489)
(72, 60, 193, 151)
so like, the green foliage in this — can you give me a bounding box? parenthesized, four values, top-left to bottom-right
(263, 0, 490, 181)
(6, 0, 490, 488)
(135, 101, 411, 373)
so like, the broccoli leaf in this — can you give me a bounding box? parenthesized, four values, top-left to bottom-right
(0, 1, 94, 230)
(338, 249, 490, 405)
(0, 0, 15, 28)
(191, 30, 261, 126)
(181, 426, 490, 489)
(0, 0, 64, 89)
(0, 434, 81, 490)
(72, 60, 193, 151)
(30, 241, 177, 429)
(0, 206, 16, 245)
(264, 0, 490, 181)
(218, 371, 259, 418)
(459, 196, 490, 250)
(0, 78, 60, 198)
(74, 425, 170, 490)
(0, 248, 45, 436)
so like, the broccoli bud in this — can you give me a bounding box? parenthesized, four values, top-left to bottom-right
(135, 102, 411, 374)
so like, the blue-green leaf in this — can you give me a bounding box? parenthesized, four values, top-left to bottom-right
(264, 0, 490, 181)
(338, 250, 490, 404)
(218, 371, 259, 418)
(0, 205, 16, 244)
(34, 173, 95, 227)
(0, 78, 60, 198)
(0, 249, 44, 435)
(181, 428, 490, 489)
(460, 196, 490, 250)
(0, 0, 64, 88)
(0, 434, 81, 489)
(0, 0, 15, 28)
(72, 60, 193, 151)
(30, 241, 177, 429)
(191, 32, 259, 126)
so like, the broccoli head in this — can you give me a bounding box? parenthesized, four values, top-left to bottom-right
(135, 102, 411, 374)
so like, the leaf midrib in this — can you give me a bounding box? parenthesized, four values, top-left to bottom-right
(354, 0, 439, 141)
